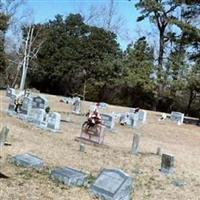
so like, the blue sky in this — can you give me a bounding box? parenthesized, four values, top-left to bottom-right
(25, 0, 151, 50)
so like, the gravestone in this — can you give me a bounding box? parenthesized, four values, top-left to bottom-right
(47, 112, 61, 131)
(19, 96, 32, 116)
(131, 133, 140, 155)
(99, 102, 108, 109)
(6, 88, 15, 98)
(72, 97, 81, 114)
(138, 110, 147, 124)
(78, 124, 105, 145)
(7, 94, 17, 115)
(32, 96, 48, 110)
(161, 153, 175, 174)
(50, 167, 88, 186)
(127, 113, 139, 128)
(90, 169, 133, 200)
(11, 153, 44, 169)
(28, 108, 46, 125)
(101, 114, 115, 130)
(170, 112, 184, 125)
(0, 127, 9, 149)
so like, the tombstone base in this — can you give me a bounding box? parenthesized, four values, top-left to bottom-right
(75, 137, 103, 146)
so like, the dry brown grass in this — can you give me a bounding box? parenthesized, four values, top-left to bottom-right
(0, 91, 200, 200)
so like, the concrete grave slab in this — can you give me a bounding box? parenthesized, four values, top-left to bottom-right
(11, 153, 44, 169)
(90, 168, 133, 200)
(50, 167, 88, 186)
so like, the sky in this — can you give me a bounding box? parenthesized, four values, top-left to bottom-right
(24, 0, 152, 50)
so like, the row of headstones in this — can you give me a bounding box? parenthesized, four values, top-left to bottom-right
(100, 109, 147, 131)
(6, 89, 61, 132)
(11, 153, 133, 200)
(10, 152, 175, 200)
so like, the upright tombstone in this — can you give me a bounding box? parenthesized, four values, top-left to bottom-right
(28, 108, 46, 126)
(160, 153, 175, 174)
(170, 112, 184, 125)
(90, 169, 133, 200)
(6, 88, 16, 98)
(19, 96, 32, 116)
(127, 113, 139, 128)
(72, 97, 81, 114)
(47, 112, 61, 131)
(131, 133, 140, 155)
(7, 94, 17, 115)
(32, 96, 48, 110)
(0, 127, 9, 153)
(138, 110, 147, 124)
(78, 124, 105, 145)
(101, 114, 115, 130)
(50, 167, 88, 187)
(11, 153, 44, 169)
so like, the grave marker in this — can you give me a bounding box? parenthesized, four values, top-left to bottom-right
(50, 167, 88, 186)
(101, 114, 115, 130)
(11, 153, 44, 169)
(47, 112, 61, 131)
(32, 96, 48, 110)
(28, 108, 46, 125)
(161, 153, 175, 174)
(90, 169, 133, 200)
(170, 112, 184, 125)
(6, 88, 15, 98)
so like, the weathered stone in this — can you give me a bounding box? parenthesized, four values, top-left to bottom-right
(28, 109, 46, 125)
(6, 88, 16, 98)
(50, 167, 88, 186)
(32, 96, 48, 110)
(101, 114, 115, 130)
(131, 133, 140, 155)
(47, 112, 61, 131)
(90, 169, 133, 200)
(170, 112, 184, 125)
(161, 153, 175, 174)
(156, 147, 162, 156)
(11, 153, 44, 169)
(0, 127, 9, 145)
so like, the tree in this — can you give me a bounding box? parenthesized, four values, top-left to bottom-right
(0, 12, 9, 86)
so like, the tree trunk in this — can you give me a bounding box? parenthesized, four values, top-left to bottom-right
(186, 90, 195, 116)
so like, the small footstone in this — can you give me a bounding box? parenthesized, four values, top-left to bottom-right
(50, 167, 88, 187)
(160, 153, 175, 174)
(11, 153, 44, 169)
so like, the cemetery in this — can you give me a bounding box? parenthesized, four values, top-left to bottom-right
(1, 90, 200, 199)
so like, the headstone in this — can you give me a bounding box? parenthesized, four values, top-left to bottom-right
(6, 88, 15, 98)
(156, 147, 162, 156)
(101, 114, 115, 130)
(72, 97, 81, 114)
(32, 96, 48, 110)
(170, 112, 184, 125)
(7, 94, 17, 115)
(0, 127, 9, 147)
(50, 167, 88, 187)
(90, 169, 133, 200)
(47, 112, 61, 131)
(138, 110, 147, 124)
(28, 108, 46, 125)
(127, 113, 139, 128)
(79, 143, 85, 152)
(160, 153, 175, 174)
(99, 102, 108, 109)
(79, 124, 105, 145)
(11, 153, 44, 169)
(131, 133, 140, 154)
(19, 96, 32, 116)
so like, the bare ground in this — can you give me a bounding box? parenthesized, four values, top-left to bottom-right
(0, 91, 200, 200)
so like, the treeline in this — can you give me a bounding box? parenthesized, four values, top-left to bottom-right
(1, 1, 200, 117)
